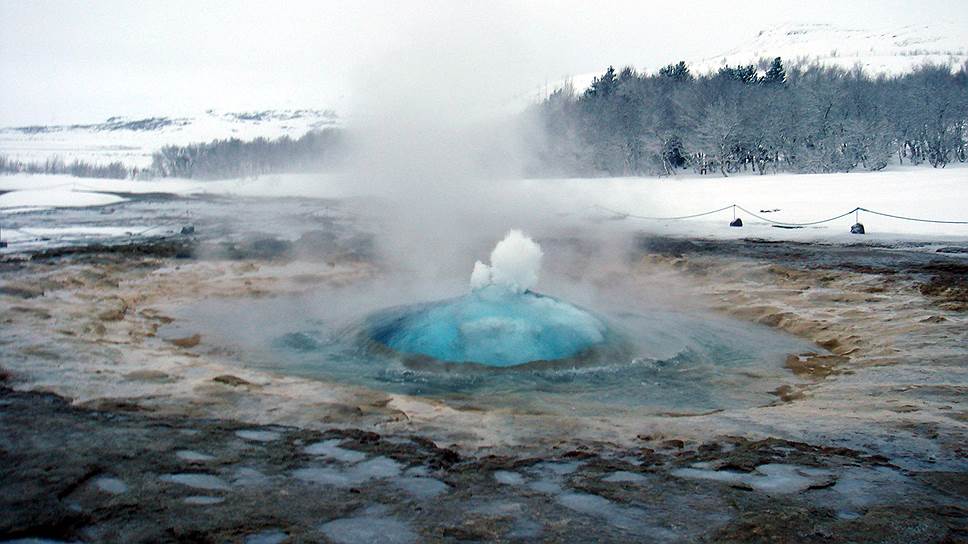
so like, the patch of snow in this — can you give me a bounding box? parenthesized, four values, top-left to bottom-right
(0, 189, 125, 210)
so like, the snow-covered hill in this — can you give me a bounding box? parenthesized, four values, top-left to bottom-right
(0, 109, 339, 168)
(531, 22, 968, 103)
(696, 22, 968, 75)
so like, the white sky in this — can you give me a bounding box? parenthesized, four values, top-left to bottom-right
(1, 0, 965, 125)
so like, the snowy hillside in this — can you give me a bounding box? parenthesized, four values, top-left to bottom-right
(0, 109, 339, 168)
(696, 22, 968, 75)
(533, 22, 968, 102)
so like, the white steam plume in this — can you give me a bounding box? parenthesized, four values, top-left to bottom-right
(470, 229, 543, 293)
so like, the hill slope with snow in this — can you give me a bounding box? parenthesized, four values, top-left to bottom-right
(696, 22, 968, 75)
(0, 109, 339, 169)
(533, 22, 968, 103)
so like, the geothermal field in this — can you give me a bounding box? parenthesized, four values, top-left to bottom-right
(2, 3, 968, 543)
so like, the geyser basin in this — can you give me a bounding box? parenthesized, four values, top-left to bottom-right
(366, 286, 615, 367)
(162, 231, 819, 416)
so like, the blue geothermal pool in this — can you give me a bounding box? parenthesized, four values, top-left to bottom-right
(367, 286, 613, 367)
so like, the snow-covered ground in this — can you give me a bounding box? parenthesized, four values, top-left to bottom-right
(1, 167, 966, 248)
(0, 188, 126, 212)
(0, 109, 339, 169)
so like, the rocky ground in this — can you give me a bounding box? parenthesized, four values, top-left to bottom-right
(1, 229, 966, 542)
(2, 386, 965, 543)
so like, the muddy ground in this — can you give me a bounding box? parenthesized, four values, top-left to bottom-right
(1, 230, 966, 543)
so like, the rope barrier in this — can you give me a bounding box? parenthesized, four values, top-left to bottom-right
(734, 205, 859, 226)
(595, 203, 968, 227)
(592, 203, 736, 221)
(857, 207, 968, 225)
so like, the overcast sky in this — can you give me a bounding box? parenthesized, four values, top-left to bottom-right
(1, 0, 965, 125)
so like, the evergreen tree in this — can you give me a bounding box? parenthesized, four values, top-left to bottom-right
(762, 57, 786, 85)
(659, 61, 693, 82)
(585, 66, 618, 98)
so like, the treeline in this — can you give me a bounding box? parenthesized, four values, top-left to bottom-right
(0, 128, 343, 181)
(150, 128, 342, 179)
(0, 155, 131, 179)
(532, 59, 968, 176)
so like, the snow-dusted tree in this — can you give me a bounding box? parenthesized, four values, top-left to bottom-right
(762, 57, 786, 86)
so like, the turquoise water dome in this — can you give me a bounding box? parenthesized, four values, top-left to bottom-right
(368, 286, 608, 367)
(366, 229, 613, 367)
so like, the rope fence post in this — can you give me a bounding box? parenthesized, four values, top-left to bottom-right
(729, 204, 743, 227)
(851, 207, 865, 235)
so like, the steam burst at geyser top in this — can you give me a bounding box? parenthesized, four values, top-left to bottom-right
(366, 230, 615, 367)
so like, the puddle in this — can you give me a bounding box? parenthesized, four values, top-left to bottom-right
(304, 439, 367, 463)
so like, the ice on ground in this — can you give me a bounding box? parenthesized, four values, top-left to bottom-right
(244, 529, 289, 544)
(159, 473, 230, 491)
(93, 477, 128, 494)
(671, 463, 834, 494)
(183, 496, 225, 505)
(353, 457, 403, 479)
(403, 465, 431, 477)
(533, 461, 582, 475)
(319, 515, 418, 544)
(395, 476, 449, 499)
(0, 189, 125, 210)
(494, 470, 526, 485)
(557, 493, 673, 537)
(232, 467, 270, 487)
(235, 429, 283, 442)
(292, 467, 354, 487)
(602, 471, 649, 484)
(176, 450, 215, 462)
(293, 456, 403, 488)
(303, 439, 367, 463)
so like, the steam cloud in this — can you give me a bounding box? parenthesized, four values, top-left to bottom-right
(470, 230, 544, 293)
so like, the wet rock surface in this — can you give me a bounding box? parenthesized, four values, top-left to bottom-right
(1, 387, 965, 543)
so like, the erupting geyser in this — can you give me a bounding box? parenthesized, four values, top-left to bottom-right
(367, 230, 614, 367)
